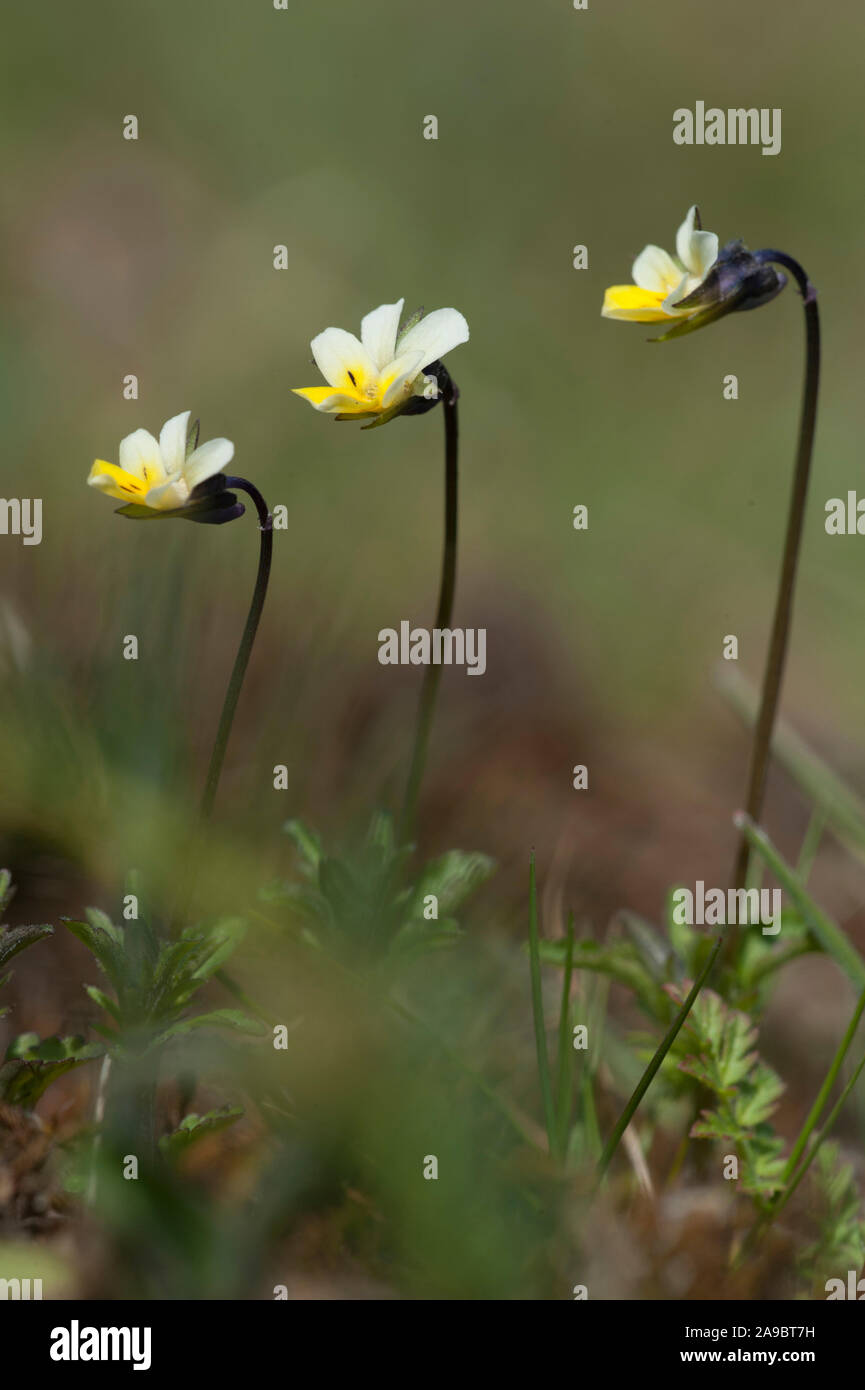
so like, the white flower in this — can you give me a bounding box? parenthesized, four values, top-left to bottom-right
(602, 206, 719, 323)
(293, 299, 469, 421)
(88, 411, 234, 510)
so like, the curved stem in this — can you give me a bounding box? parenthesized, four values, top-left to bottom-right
(398, 373, 459, 844)
(200, 477, 273, 821)
(729, 254, 820, 900)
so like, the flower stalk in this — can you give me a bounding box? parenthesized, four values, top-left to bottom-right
(398, 366, 459, 844)
(729, 253, 820, 898)
(200, 477, 274, 821)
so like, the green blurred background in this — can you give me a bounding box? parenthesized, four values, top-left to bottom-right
(2, 0, 865, 1045)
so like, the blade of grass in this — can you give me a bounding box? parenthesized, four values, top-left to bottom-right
(528, 854, 557, 1156)
(796, 801, 828, 884)
(596, 934, 723, 1184)
(773, 1051, 865, 1218)
(554, 912, 576, 1161)
(783, 982, 865, 1181)
(738, 990, 865, 1262)
(735, 813, 865, 989)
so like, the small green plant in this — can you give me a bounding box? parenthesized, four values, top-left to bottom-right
(0, 869, 53, 1024)
(798, 1142, 865, 1291)
(669, 986, 787, 1201)
(531, 785, 865, 1277)
(61, 907, 264, 1047)
(267, 812, 494, 972)
(56, 905, 264, 1167)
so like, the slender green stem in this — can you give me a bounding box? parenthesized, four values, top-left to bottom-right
(596, 935, 723, 1183)
(774, 1052, 865, 1217)
(741, 1048, 865, 1261)
(581, 1071, 602, 1162)
(528, 855, 557, 1155)
(398, 374, 459, 844)
(783, 983, 865, 1181)
(554, 913, 576, 1160)
(730, 256, 820, 904)
(200, 478, 274, 821)
(735, 813, 865, 989)
(796, 801, 828, 885)
(718, 665, 865, 868)
(171, 478, 273, 936)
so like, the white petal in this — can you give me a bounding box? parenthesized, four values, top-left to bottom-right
(632, 244, 682, 295)
(675, 207, 700, 270)
(381, 352, 426, 409)
(662, 272, 697, 310)
(184, 438, 235, 492)
(118, 429, 164, 483)
(159, 411, 191, 476)
(675, 206, 718, 280)
(396, 308, 469, 370)
(311, 327, 379, 391)
(145, 476, 189, 511)
(690, 230, 718, 281)
(360, 299, 405, 371)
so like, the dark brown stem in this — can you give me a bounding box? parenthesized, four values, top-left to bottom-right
(728, 254, 820, 919)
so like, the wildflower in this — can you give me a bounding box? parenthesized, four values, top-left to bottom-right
(293, 299, 469, 427)
(599, 200, 821, 939)
(601, 205, 786, 339)
(87, 411, 242, 522)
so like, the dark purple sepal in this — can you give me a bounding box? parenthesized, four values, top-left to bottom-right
(114, 477, 245, 525)
(652, 239, 788, 341)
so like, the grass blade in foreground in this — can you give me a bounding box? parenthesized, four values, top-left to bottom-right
(528, 855, 556, 1155)
(783, 983, 865, 1182)
(554, 913, 576, 1161)
(596, 934, 723, 1184)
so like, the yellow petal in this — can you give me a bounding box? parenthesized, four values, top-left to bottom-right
(601, 285, 676, 323)
(88, 460, 149, 503)
(292, 386, 374, 414)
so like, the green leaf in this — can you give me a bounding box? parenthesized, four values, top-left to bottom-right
(189, 918, 247, 982)
(411, 850, 496, 917)
(0, 1034, 103, 1106)
(62, 915, 127, 993)
(85, 908, 124, 944)
(677, 990, 759, 1094)
(0, 869, 14, 916)
(85, 985, 121, 1022)
(387, 918, 463, 966)
(0, 922, 53, 971)
(736, 1064, 786, 1129)
(153, 1008, 266, 1047)
(539, 938, 671, 1022)
(283, 818, 324, 873)
(159, 1104, 243, 1161)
